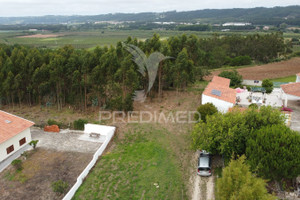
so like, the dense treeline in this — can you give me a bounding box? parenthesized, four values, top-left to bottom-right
(0, 33, 288, 111)
(0, 6, 299, 25)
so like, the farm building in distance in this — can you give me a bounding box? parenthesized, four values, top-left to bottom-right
(202, 76, 236, 113)
(0, 110, 34, 162)
(222, 22, 251, 26)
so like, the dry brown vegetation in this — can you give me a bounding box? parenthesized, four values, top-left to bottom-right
(0, 149, 92, 200)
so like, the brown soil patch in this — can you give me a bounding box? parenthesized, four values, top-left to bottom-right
(17, 34, 60, 38)
(0, 149, 92, 200)
(205, 57, 300, 81)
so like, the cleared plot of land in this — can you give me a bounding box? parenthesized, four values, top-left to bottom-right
(17, 34, 60, 38)
(0, 149, 92, 200)
(206, 57, 300, 80)
(73, 89, 205, 199)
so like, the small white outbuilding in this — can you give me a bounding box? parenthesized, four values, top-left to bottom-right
(0, 110, 34, 162)
(202, 76, 236, 113)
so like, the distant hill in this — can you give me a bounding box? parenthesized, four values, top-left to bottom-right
(0, 6, 299, 25)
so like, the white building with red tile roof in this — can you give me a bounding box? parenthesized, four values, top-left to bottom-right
(202, 76, 236, 113)
(280, 73, 300, 107)
(0, 110, 34, 162)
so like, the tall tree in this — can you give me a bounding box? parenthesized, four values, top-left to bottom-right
(217, 155, 276, 200)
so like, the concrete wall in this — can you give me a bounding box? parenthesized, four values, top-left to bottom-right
(202, 94, 234, 113)
(242, 79, 262, 86)
(84, 124, 114, 136)
(0, 128, 32, 162)
(296, 75, 300, 83)
(63, 124, 116, 200)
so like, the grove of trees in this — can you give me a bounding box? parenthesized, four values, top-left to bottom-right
(191, 106, 300, 182)
(192, 106, 300, 181)
(216, 156, 276, 200)
(0, 32, 288, 111)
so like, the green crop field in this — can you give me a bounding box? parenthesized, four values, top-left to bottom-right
(271, 75, 296, 82)
(1, 29, 298, 49)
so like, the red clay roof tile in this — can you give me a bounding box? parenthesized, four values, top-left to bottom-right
(0, 110, 34, 144)
(281, 82, 300, 97)
(203, 76, 236, 104)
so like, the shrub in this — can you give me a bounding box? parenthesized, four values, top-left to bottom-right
(246, 124, 300, 181)
(194, 103, 218, 123)
(191, 106, 285, 159)
(230, 56, 252, 66)
(218, 70, 242, 87)
(29, 140, 39, 149)
(262, 79, 273, 94)
(47, 119, 62, 128)
(73, 119, 88, 130)
(51, 180, 69, 194)
(249, 103, 258, 109)
(11, 159, 23, 171)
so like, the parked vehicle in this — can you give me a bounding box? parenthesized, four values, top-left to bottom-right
(197, 150, 212, 176)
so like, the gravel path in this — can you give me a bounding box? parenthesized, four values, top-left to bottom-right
(31, 127, 103, 153)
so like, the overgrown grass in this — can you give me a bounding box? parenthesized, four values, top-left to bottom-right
(271, 75, 296, 82)
(73, 124, 186, 200)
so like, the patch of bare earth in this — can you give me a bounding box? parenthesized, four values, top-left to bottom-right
(0, 149, 92, 200)
(17, 34, 60, 38)
(205, 57, 300, 80)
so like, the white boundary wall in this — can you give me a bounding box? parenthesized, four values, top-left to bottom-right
(242, 79, 262, 86)
(63, 124, 116, 200)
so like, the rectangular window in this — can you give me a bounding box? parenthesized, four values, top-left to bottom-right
(6, 145, 14, 154)
(19, 137, 26, 146)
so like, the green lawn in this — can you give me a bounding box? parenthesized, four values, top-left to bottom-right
(73, 124, 186, 200)
(271, 75, 296, 82)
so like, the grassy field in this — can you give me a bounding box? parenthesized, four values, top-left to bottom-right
(270, 75, 296, 82)
(1, 29, 299, 49)
(73, 124, 187, 200)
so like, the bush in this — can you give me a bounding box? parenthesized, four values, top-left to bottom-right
(230, 56, 252, 66)
(73, 119, 88, 130)
(246, 124, 300, 181)
(191, 106, 286, 159)
(29, 140, 39, 149)
(51, 180, 69, 194)
(249, 103, 258, 109)
(194, 103, 218, 123)
(218, 70, 242, 87)
(47, 119, 62, 128)
(262, 79, 273, 94)
(11, 159, 23, 171)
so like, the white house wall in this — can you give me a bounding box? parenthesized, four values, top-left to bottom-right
(202, 94, 234, 113)
(296, 75, 300, 83)
(0, 128, 32, 162)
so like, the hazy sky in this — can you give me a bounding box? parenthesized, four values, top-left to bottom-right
(0, 0, 299, 17)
